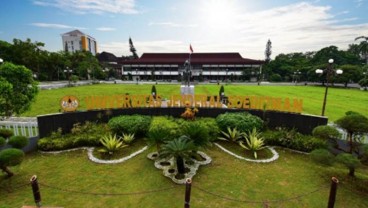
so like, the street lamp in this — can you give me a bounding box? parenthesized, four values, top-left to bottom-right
(64, 67, 72, 86)
(135, 69, 138, 84)
(315, 59, 343, 116)
(225, 68, 228, 83)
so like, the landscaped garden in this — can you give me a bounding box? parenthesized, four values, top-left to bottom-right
(1, 84, 368, 207)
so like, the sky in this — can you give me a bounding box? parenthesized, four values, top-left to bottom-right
(0, 0, 368, 60)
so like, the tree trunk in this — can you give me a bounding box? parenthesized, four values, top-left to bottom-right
(176, 156, 185, 174)
(349, 167, 355, 177)
(1, 166, 14, 177)
(348, 132, 353, 153)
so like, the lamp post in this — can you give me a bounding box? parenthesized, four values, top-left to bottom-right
(225, 68, 228, 83)
(135, 69, 138, 84)
(315, 59, 343, 116)
(363, 69, 367, 90)
(64, 67, 72, 86)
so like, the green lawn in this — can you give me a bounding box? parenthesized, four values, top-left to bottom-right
(1, 144, 367, 208)
(22, 84, 368, 122)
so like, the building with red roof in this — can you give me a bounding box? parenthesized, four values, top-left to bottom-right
(120, 52, 264, 82)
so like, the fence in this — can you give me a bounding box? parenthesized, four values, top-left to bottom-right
(0, 121, 38, 137)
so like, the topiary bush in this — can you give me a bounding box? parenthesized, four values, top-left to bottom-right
(216, 112, 263, 133)
(108, 115, 152, 137)
(150, 116, 181, 140)
(0, 129, 13, 139)
(312, 125, 341, 140)
(0, 148, 25, 177)
(8, 135, 28, 149)
(310, 149, 335, 166)
(336, 153, 361, 177)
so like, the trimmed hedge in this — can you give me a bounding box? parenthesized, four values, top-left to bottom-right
(216, 112, 263, 133)
(149, 116, 181, 140)
(0, 137, 6, 146)
(0, 129, 13, 139)
(0, 148, 24, 166)
(8, 136, 28, 149)
(108, 115, 152, 137)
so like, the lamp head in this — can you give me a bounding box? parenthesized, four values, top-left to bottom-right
(0, 58, 3, 63)
(336, 69, 343, 74)
(328, 59, 334, 64)
(315, 69, 323, 74)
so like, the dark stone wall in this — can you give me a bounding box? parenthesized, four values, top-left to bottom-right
(37, 108, 327, 138)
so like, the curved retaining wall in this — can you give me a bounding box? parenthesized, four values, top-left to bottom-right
(37, 108, 327, 138)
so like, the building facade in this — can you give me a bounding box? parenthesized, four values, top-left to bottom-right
(120, 53, 264, 82)
(61, 30, 97, 55)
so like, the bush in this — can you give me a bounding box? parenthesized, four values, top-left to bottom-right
(216, 112, 263, 133)
(0, 129, 13, 139)
(336, 153, 361, 177)
(269, 74, 282, 82)
(0, 137, 6, 146)
(71, 122, 109, 147)
(8, 136, 28, 149)
(180, 120, 211, 149)
(108, 115, 152, 137)
(150, 116, 180, 140)
(196, 117, 220, 140)
(38, 136, 74, 151)
(262, 129, 327, 152)
(310, 149, 335, 166)
(0, 148, 24, 166)
(312, 125, 341, 140)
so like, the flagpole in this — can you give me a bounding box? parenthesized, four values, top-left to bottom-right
(188, 52, 191, 87)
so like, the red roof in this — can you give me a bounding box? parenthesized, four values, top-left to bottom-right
(120, 53, 264, 65)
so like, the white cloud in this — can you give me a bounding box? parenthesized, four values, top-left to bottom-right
(355, 0, 364, 8)
(30, 23, 87, 30)
(96, 27, 116, 31)
(33, 0, 137, 14)
(148, 22, 197, 28)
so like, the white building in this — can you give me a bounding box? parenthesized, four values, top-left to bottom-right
(61, 30, 97, 55)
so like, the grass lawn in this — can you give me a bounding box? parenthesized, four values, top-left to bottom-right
(1, 143, 367, 208)
(22, 84, 367, 122)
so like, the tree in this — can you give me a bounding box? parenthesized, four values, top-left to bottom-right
(336, 153, 361, 177)
(265, 39, 272, 63)
(355, 36, 368, 65)
(335, 112, 368, 153)
(335, 65, 362, 87)
(129, 37, 139, 59)
(0, 148, 25, 177)
(0, 62, 38, 117)
(159, 136, 196, 174)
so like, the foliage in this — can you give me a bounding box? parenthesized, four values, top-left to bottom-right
(0, 62, 38, 117)
(0, 148, 24, 177)
(159, 136, 196, 174)
(8, 136, 28, 149)
(269, 74, 282, 82)
(0, 137, 6, 146)
(218, 127, 243, 143)
(108, 115, 152, 137)
(196, 117, 220, 140)
(0, 129, 13, 138)
(216, 112, 263, 133)
(150, 116, 181, 139)
(151, 85, 157, 97)
(262, 129, 327, 152)
(335, 111, 368, 153)
(146, 126, 172, 152)
(181, 107, 198, 120)
(310, 149, 335, 166)
(265, 39, 272, 63)
(70, 122, 110, 147)
(336, 153, 361, 177)
(99, 134, 127, 155)
(219, 85, 225, 97)
(239, 128, 265, 159)
(312, 125, 341, 140)
(180, 121, 211, 149)
(359, 78, 368, 89)
(335, 65, 363, 87)
(122, 133, 135, 144)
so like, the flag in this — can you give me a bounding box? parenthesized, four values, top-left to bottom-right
(189, 44, 193, 53)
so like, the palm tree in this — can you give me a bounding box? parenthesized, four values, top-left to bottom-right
(159, 136, 196, 174)
(355, 36, 368, 65)
(146, 126, 172, 152)
(181, 121, 211, 150)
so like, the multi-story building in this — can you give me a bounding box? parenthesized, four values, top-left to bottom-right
(120, 53, 264, 82)
(61, 30, 97, 55)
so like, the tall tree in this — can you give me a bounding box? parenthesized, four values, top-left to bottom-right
(265, 39, 272, 63)
(129, 37, 139, 59)
(355, 36, 368, 65)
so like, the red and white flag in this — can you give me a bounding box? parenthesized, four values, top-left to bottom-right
(189, 44, 193, 53)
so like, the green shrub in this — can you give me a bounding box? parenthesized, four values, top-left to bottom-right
(37, 136, 74, 151)
(218, 127, 243, 143)
(99, 134, 126, 155)
(8, 136, 28, 149)
(122, 133, 135, 144)
(262, 129, 327, 152)
(0, 148, 25, 177)
(150, 116, 180, 140)
(0, 137, 6, 146)
(0, 129, 13, 139)
(181, 120, 211, 149)
(216, 112, 263, 133)
(239, 128, 265, 159)
(71, 122, 109, 147)
(196, 117, 220, 140)
(310, 149, 335, 166)
(108, 115, 152, 137)
(312, 125, 341, 140)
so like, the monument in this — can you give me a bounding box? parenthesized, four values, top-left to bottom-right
(180, 47, 194, 95)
